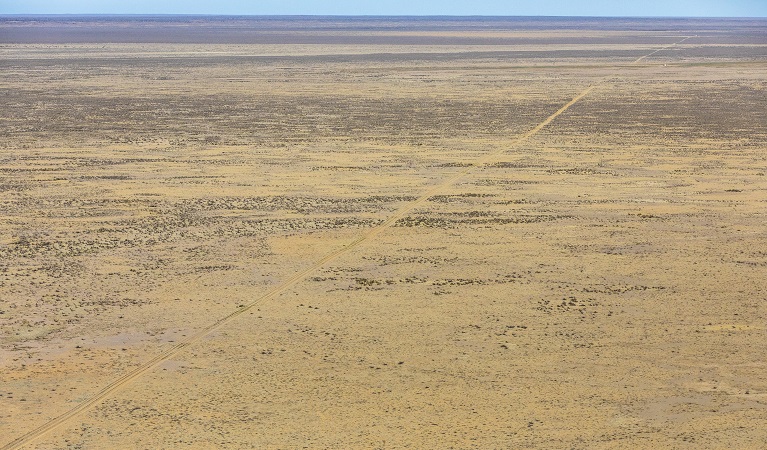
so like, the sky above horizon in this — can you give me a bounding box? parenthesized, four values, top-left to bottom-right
(2, 0, 767, 17)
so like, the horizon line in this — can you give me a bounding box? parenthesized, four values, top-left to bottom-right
(1, 14, 766, 19)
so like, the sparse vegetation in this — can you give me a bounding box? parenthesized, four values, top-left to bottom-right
(1, 15, 766, 450)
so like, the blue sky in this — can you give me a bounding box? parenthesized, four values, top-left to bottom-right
(2, 0, 766, 16)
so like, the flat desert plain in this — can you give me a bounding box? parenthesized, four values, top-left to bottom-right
(1, 16, 767, 449)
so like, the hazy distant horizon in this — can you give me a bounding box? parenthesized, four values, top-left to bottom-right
(2, 14, 767, 19)
(4, 15, 765, 46)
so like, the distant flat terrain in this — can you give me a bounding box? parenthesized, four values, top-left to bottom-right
(1, 16, 766, 449)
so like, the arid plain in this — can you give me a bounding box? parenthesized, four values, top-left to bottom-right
(1, 16, 767, 449)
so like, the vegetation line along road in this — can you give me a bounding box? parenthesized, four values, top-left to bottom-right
(2, 35, 692, 450)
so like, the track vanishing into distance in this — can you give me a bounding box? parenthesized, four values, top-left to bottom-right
(3, 36, 692, 450)
(632, 35, 692, 64)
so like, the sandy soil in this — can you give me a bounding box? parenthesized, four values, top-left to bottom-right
(1, 16, 767, 449)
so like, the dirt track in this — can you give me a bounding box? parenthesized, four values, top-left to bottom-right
(2, 17, 767, 449)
